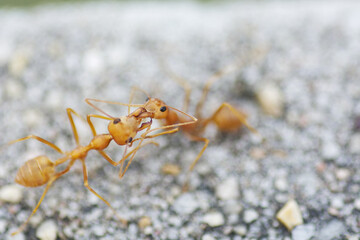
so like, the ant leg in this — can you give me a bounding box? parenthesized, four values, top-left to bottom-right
(158, 59, 192, 112)
(66, 108, 86, 147)
(11, 159, 76, 236)
(118, 140, 159, 178)
(128, 86, 151, 115)
(6, 135, 63, 154)
(80, 159, 127, 226)
(182, 136, 209, 191)
(206, 102, 257, 133)
(132, 128, 179, 141)
(86, 114, 113, 137)
(85, 98, 142, 118)
(195, 64, 239, 118)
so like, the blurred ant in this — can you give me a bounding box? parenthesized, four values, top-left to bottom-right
(6, 106, 163, 235)
(86, 58, 259, 189)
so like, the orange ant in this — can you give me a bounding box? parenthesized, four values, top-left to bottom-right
(86, 61, 259, 189)
(6, 106, 165, 235)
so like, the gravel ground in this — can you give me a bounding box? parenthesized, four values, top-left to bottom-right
(0, 1, 360, 240)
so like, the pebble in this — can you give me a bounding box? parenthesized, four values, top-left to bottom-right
(202, 212, 225, 227)
(0, 184, 23, 203)
(215, 177, 240, 200)
(256, 83, 284, 117)
(317, 220, 345, 240)
(349, 133, 360, 154)
(233, 225, 247, 236)
(6, 229, 25, 240)
(83, 49, 105, 74)
(274, 178, 288, 191)
(202, 234, 216, 240)
(9, 49, 30, 77)
(24, 109, 43, 128)
(0, 219, 6, 234)
(276, 199, 303, 231)
(138, 216, 152, 229)
(93, 225, 107, 237)
(335, 168, 351, 181)
(243, 209, 259, 224)
(353, 198, 360, 210)
(5, 80, 24, 99)
(331, 197, 344, 209)
(173, 193, 199, 215)
(161, 163, 181, 176)
(321, 140, 341, 160)
(35, 220, 58, 240)
(292, 224, 315, 240)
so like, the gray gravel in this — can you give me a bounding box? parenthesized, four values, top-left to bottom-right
(1, 1, 360, 239)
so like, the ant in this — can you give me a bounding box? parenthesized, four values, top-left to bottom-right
(86, 60, 259, 189)
(85, 95, 198, 179)
(6, 106, 165, 235)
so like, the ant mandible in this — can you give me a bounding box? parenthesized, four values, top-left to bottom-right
(6, 106, 162, 235)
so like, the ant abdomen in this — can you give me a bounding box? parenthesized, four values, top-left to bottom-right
(15, 156, 55, 187)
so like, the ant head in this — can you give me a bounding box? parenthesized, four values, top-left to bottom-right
(144, 98, 169, 119)
(108, 116, 139, 145)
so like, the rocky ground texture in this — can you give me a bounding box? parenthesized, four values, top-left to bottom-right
(0, 1, 360, 240)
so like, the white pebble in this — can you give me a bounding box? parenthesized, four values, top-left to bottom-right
(83, 49, 105, 74)
(216, 177, 240, 200)
(276, 199, 303, 231)
(349, 133, 360, 154)
(243, 209, 259, 224)
(335, 168, 351, 181)
(353, 199, 360, 210)
(173, 193, 199, 215)
(36, 220, 58, 240)
(0, 184, 23, 203)
(202, 212, 225, 227)
(93, 225, 106, 237)
(275, 178, 288, 191)
(24, 109, 43, 128)
(331, 197, 344, 209)
(5, 80, 24, 99)
(202, 234, 216, 240)
(292, 224, 315, 240)
(233, 225, 247, 236)
(321, 140, 341, 160)
(0, 219, 7, 233)
(256, 83, 284, 117)
(9, 48, 30, 77)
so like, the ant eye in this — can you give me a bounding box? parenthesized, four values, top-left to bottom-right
(146, 97, 150, 102)
(127, 137, 133, 143)
(113, 118, 121, 124)
(160, 106, 167, 112)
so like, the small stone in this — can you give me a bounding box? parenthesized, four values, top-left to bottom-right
(138, 216, 152, 229)
(335, 168, 351, 181)
(9, 49, 30, 77)
(173, 193, 199, 215)
(0, 184, 23, 203)
(331, 197, 344, 209)
(216, 177, 240, 200)
(249, 147, 266, 160)
(274, 178, 288, 191)
(6, 229, 25, 240)
(202, 212, 225, 227)
(36, 220, 58, 240)
(256, 83, 284, 117)
(202, 234, 216, 240)
(349, 133, 360, 154)
(292, 224, 315, 240)
(328, 207, 340, 217)
(233, 225, 247, 236)
(161, 163, 181, 176)
(318, 220, 345, 240)
(24, 109, 43, 128)
(83, 49, 105, 74)
(0, 219, 7, 234)
(143, 226, 153, 235)
(243, 209, 259, 224)
(276, 199, 303, 231)
(321, 140, 341, 160)
(353, 198, 360, 210)
(93, 225, 106, 237)
(5, 80, 24, 99)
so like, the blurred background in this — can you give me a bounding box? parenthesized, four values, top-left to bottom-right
(0, 0, 359, 240)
